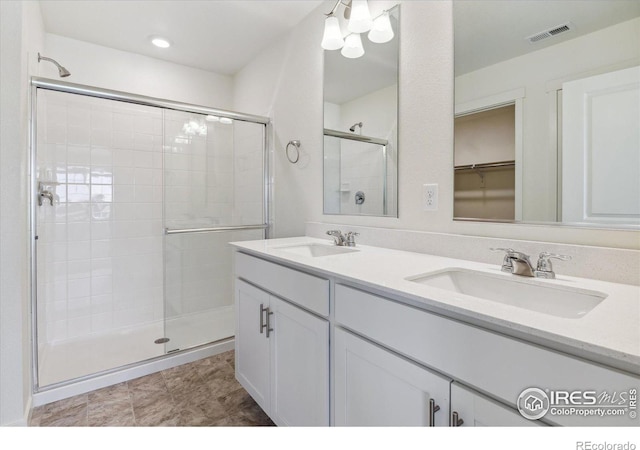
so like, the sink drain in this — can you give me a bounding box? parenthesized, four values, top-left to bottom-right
(154, 337, 170, 344)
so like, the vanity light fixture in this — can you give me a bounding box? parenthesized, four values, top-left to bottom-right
(368, 10, 394, 43)
(321, 14, 345, 50)
(341, 33, 365, 59)
(347, 0, 372, 33)
(321, 0, 395, 58)
(150, 35, 171, 48)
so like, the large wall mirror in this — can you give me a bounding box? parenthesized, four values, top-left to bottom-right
(454, 0, 640, 228)
(323, 3, 399, 217)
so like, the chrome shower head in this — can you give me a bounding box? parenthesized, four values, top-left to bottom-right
(38, 53, 71, 78)
(349, 122, 363, 132)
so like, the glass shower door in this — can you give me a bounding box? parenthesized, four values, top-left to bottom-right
(162, 110, 266, 352)
(34, 89, 166, 387)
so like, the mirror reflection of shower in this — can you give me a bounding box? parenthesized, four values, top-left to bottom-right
(37, 52, 71, 77)
(349, 121, 363, 135)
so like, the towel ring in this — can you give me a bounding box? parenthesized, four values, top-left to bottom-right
(286, 140, 300, 164)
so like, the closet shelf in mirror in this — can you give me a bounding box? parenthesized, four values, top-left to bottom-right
(324, 128, 388, 146)
(454, 160, 515, 171)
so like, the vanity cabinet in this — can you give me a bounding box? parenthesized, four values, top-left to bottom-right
(233, 246, 639, 427)
(334, 327, 450, 426)
(235, 254, 330, 426)
(334, 283, 638, 427)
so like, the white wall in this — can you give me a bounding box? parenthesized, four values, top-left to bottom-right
(0, 0, 45, 426)
(233, 4, 325, 238)
(44, 34, 234, 109)
(456, 18, 640, 222)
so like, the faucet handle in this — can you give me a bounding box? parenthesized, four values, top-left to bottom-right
(536, 252, 571, 269)
(535, 252, 571, 278)
(345, 231, 360, 247)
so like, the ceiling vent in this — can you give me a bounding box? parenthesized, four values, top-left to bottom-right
(526, 22, 574, 44)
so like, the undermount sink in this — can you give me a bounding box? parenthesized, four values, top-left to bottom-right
(274, 243, 359, 258)
(406, 268, 607, 319)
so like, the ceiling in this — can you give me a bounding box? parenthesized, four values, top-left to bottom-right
(324, 11, 399, 105)
(454, 0, 640, 75)
(39, 0, 323, 75)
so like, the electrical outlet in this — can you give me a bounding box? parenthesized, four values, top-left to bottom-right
(423, 184, 438, 211)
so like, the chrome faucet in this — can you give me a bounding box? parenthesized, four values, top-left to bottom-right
(491, 248, 571, 278)
(38, 181, 59, 206)
(39, 190, 54, 206)
(327, 230, 347, 246)
(491, 248, 535, 277)
(326, 230, 360, 247)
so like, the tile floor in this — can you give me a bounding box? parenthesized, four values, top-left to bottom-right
(29, 350, 274, 427)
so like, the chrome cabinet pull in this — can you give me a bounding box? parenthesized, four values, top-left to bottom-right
(451, 411, 464, 427)
(259, 303, 267, 334)
(265, 308, 274, 338)
(429, 398, 440, 426)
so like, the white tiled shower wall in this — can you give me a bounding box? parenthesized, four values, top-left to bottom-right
(36, 90, 165, 344)
(38, 93, 267, 348)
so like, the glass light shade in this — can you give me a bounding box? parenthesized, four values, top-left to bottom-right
(348, 0, 373, 33)
(368, 11, 394, 43)
(341, 33, 365, 59)
(321, 16, 344, 50)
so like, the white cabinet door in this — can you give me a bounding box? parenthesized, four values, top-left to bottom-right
(334, 328, 450, 426)
(269, 297, 329, 426)
(450, 382, 545, 427)
(235, 280, 271, 413)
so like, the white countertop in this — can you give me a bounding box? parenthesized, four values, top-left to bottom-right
(230, 237, 640, 375)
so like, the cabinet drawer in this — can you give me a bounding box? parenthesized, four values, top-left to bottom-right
(335, 284, 639, 426)
(235, 252, 329, 317)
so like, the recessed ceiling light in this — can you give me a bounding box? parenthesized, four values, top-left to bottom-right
(150, 36, 171, 48)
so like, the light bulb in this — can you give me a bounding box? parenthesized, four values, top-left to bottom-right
(368, 11, 394, 43)
(219, 117, 233, 125)
(206, 115, 220, 122)
(150, 36, 171, 48)
(341, 33, 365, 59)
(348, 0, 372, 34)
(321, 15, 344, 50)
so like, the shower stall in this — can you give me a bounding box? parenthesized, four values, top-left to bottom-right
(30, 78, 269, 398)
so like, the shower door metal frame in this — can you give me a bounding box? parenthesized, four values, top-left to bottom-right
(323, 128, 389, 216)
(29, 77, 271, 393)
